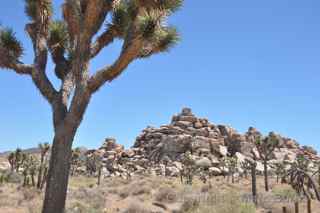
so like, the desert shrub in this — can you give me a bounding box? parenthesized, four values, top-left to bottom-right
(67, 187, 105, 212)
(180, 195, 200, 212)
(123, 203, 151, 213)
(119, 187, 130, 199)
(22, 188, 39, 201)
(1, 170, 22, 183)
(130, 184, 152, 196)
(155, 186, 178, 203)
(272, 187, 299, 202)
(180, 189, 256, 213)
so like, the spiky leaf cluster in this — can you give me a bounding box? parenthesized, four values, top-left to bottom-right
(111, 2, 132, 35)
(137, 0, 183, 13)
(255, 132, 279, 160)
(110, 0, 182, 57)
(295, 153, 310, 172)
(153, 26, 179, 51)
(137, 10, 161, 39)
(48, 21, 69, 53)
(24, 0, 53, 21)
(0, 28, 23, 67)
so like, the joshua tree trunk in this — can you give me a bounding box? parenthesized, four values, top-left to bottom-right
(263, 159, 269, 191)
(251, 163, 257, 206)
(97, 165, 102, 186)
(318, 164, 320, 187)
(31, 174, 35, 187)
(42, 116, 83, 213)
(42, 131, 75, 213)
(40, 167, 48, 190)
(307, 199, 312, 213)
(37, 154, 45, 189)
(294, 202, 299, 213)
(282, 206, 287, 213)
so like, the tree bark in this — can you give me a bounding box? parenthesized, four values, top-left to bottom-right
(307, 199, 312, 213)
(264, 159, 269, 191)
(37, 154, 44, 189)
(294, 202, 299, 213)
(41, 127, 76, 213)
(251, 163, 257, 206)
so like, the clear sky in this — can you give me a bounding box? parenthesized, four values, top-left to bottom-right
(0, 0, 319, 152)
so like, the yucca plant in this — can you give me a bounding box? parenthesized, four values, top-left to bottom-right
(0, 0, 183, 212)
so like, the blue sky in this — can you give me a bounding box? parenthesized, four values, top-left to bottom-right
(0, 0, 319, 151)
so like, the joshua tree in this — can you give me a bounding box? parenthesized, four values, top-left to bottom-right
(37, 143, 50, 189)
(0, 0, 183, 212)
(285, 154, 320, 213)
(180, 151, 196, 185)
(255, 132, 279, 191)
(247, 158, 258, 206)
(22, 154, 38, 187)
(7, 148, 27, 172)
(86, 151, 102, 177)
(71, 147, 82, 176)
(274, 161, 286, 183)
(240, 160, 251, 179)
(224, 156, 238, 183)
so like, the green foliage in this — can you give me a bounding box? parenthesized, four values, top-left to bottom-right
(137, 0, 183, 13)
(0, 27, 23, 67)
(155, 26, 180, 51)
(272, 187, 300, 202)
(158, 0, 184, 13)
(137, 11, 159, 39)
(112, 2, 131, 35)
(24, 0, 53, 21)
(48, 21, 69, 51)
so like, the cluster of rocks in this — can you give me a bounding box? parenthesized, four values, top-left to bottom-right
(93, 108, 319, 178)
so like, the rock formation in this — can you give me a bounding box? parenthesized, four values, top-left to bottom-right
(92, 108, 319, 178)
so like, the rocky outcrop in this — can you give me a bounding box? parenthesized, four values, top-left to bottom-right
(93, 108, 319, 178)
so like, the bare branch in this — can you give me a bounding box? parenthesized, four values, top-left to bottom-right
(4, 63, 33, 75)
(90, 25, 119, 58)
(87, 37, 143, 93)
(24, 0, 58, 105)
(83, 0, 108, 40)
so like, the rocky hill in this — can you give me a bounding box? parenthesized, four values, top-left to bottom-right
(92, 108, 319, 178)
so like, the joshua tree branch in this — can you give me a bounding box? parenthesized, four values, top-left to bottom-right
(90, 25, 119, 58)
(87, 37, 143, 93)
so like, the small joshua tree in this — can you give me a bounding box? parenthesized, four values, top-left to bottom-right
(1, 1, 183, 211)
(180, 151, 196, 185)
(71, 147, 82, 176)
(22, 154, 39, 187)
(37, 143, 50, 189)
(86, 152, 102, 177)
(224, 156, 238, 183)
(274, 161, 286, 183)
(7, 148, 27, 172)
(240, 160, 251, 179)
(285, 153, 320, 213)
(255, 132, 279, 191)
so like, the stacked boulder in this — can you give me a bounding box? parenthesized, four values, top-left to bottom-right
(94, 108, 319, 178)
